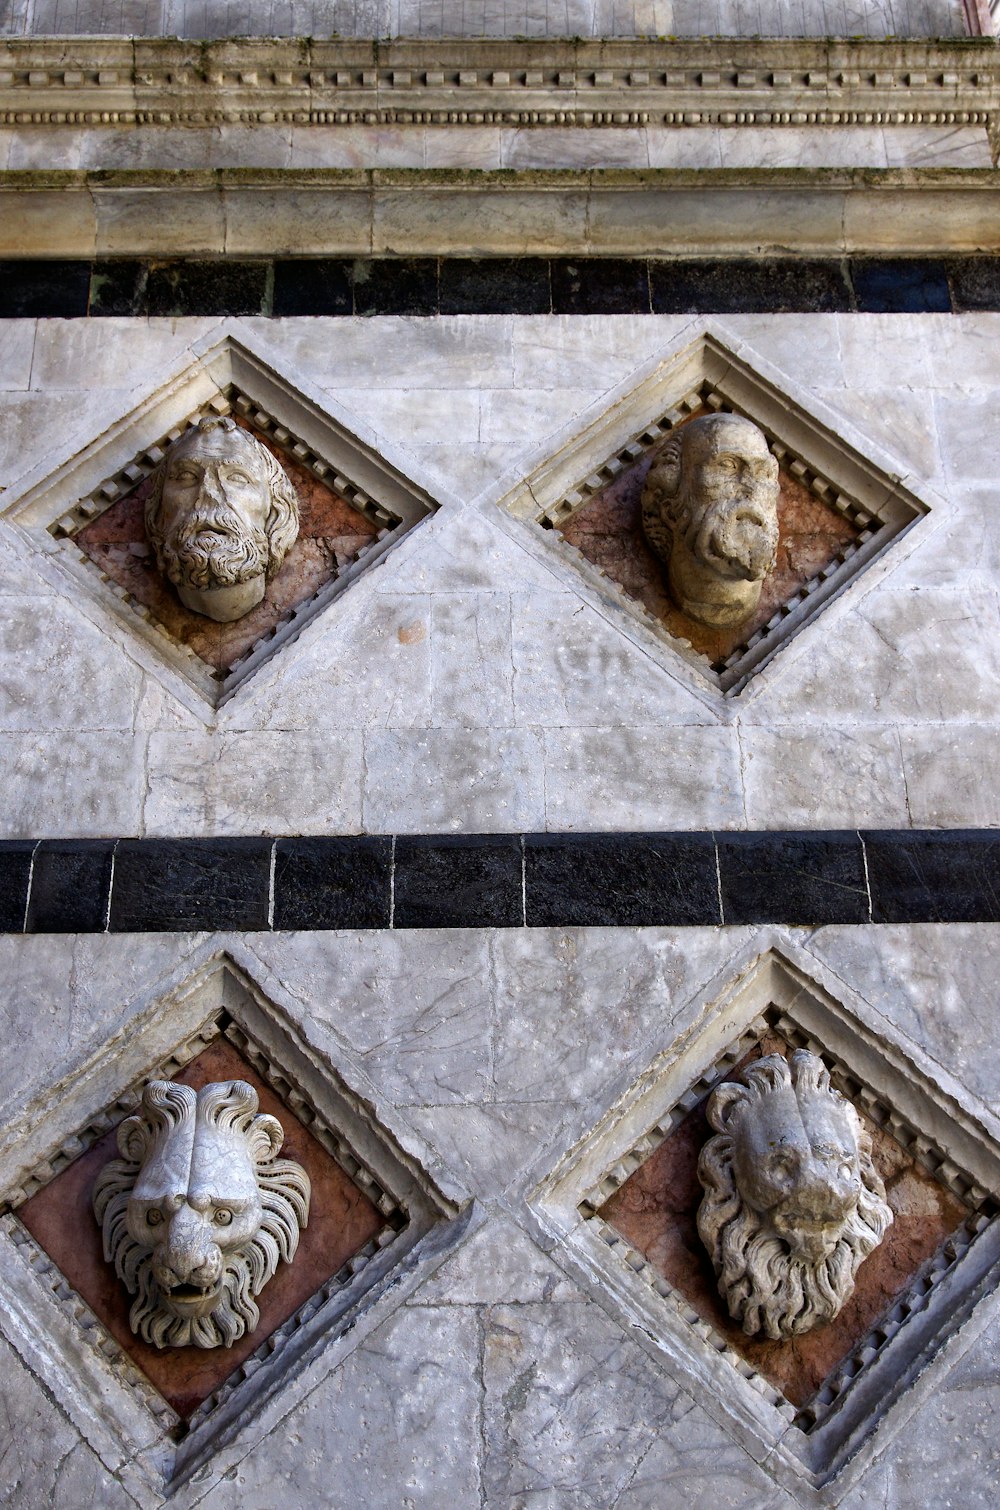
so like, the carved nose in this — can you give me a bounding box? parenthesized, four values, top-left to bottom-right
(154, 1206, 222, 1288)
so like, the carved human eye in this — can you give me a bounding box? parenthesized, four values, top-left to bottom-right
(225, 470, 254, 486)
(146, 1209, 163, 1227)
(213, 1208, 233, 1226)
(171, 467, 200, 485)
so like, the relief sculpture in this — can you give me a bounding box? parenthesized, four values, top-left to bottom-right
(93, 1079, 310, 1349)
(641, 412, 780, 628)
(696, 1051, 893, 1340)
(145, 415, 299, 622)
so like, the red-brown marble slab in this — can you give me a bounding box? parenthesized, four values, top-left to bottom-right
(560, 412, 859, 669)
(75, 420, 378, 673)
(18, 1038, 385, 1419)
(599, 1033, 968, 1409)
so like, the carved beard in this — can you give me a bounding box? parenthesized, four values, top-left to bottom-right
(159, 507, 269, 591)
(676, 485, 777, 583)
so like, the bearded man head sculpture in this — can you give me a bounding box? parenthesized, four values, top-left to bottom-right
(145, 416, 300, 623)
(696, 1051, 893, 1341)
(93, 1079, 310, 1349)
(641, 413, 780, 629)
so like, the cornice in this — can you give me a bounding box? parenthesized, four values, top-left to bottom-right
(1, 167, 996, 258)
(0, 37, 997, 131)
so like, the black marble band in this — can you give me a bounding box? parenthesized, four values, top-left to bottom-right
(2, 256, 999, 319)
(1, 831, 997, 933)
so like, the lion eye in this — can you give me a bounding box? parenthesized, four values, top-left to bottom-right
(213, 1209, 233, 1226)
(147, 1210, 163, 1227)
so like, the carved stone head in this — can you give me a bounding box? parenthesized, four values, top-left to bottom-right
(697, 1051, 892, 1340)
(93, 1080, 310, 1349)
(144, 416, 299, 623)
(641, 413, 780, 628)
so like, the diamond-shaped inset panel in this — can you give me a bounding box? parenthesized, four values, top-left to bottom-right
(530, 945, 1000, 1495)
(0, 954, 466, 1502)
(499, 333, 931, 694)
(2, 333, 438, 710)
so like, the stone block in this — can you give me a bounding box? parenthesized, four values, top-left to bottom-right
(900, 726, 1000, 827)
(109, 837, 272, 931)
(94, 187, 225, 258)
(373, 182, 590, 257)
(24, 839, 114, 933)
(393, 835, 523, 928)
(524, 832, 720, 927)
(864, 830, 1000, 923)
(438, 257, 551, 315)
(273, 836, 392, 930)
(543, 726, 743, 830)
(0, 194, 96, 259)
(739, 726, 910, 829)
(362, 727, 545, 833)
(0, 733, 144, 836)
(0, 841, 32, 931)
(144, 731, 365, 834)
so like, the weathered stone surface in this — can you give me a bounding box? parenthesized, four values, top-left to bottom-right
(144, 731, 364, 835)
(190, 1303, 482, 1510)
(544, 726, 744, 829)
(0, 1334, 134, 1510)
(363, 728, 546, 833)
(804, 925, 1000, 1113)
(415, 1214, 582, 1305)
(837, 1326, 1000, 1510)
(482, 1298, 695, 1506)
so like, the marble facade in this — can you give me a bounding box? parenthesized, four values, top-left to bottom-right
(0, 3, 999, 1508)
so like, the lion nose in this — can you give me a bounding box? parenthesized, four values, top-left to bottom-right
(153, 1204, 222, 1288)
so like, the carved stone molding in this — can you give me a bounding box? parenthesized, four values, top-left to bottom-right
(1, 329, 438, 715)
(2, 168, 997, 259)
(0, 951, 468, 1503)
(498, 329, 933, 697)
(527, 940, 1000, 1500)
(0, 38, 997, 130)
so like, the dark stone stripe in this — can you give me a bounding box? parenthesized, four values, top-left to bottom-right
(3, 257, 1000, 319)
(524, 833, 719, 927)
(1, 830, 998, 932)
(107, 838, 272, 932)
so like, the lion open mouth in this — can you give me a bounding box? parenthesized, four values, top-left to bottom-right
(163, 1279, 223, 1316)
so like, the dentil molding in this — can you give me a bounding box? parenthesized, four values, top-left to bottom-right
(0, 37, 997, 131)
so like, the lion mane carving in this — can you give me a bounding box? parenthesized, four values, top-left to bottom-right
(93, 1079, 310, 1349)
(696, 1051, 893, 1341)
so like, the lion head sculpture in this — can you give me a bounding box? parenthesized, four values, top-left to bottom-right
(93, 1079, 311, 1350)
(641, 412, 780, 629)
(145, 415, 300, 623)
(696, 1051, 892, 1340)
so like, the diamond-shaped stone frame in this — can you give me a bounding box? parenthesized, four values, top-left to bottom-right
(0, 951, 468, 1505)
(498, 331, 932, 695)
(527, 941, 1000, 1501)
(1, 330, 438, 712)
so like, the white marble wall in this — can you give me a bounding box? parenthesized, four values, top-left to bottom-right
(0, 0, 974, 36)
(1, 311, 998, 837)
(2, 922, 1000, 1507)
